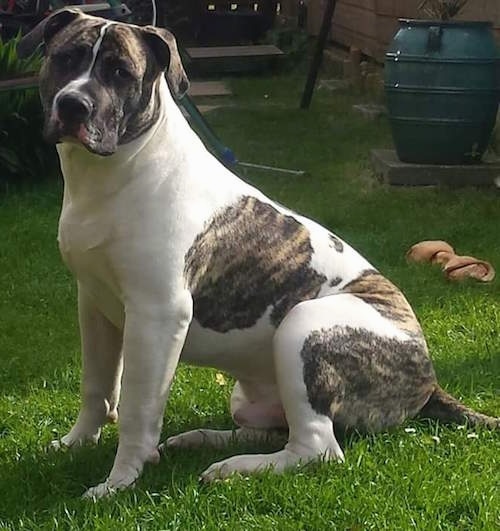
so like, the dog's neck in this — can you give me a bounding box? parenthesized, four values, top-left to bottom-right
(57, 77, 206, 204)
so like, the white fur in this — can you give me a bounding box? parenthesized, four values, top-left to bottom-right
(54, 67, 402, 496)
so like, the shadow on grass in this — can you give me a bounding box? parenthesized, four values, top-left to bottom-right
(1, 401, 498, 526)
(0, 415, 289, 523)
(1, 334, 497, 522)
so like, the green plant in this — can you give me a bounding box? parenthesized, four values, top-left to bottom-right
(418, 0, 469, 21)
(0, 32, 41, 111)
(0, 32, 41, 78)
(0, 34, 57, 187)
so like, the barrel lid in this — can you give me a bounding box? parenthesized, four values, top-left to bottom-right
(399, 18, 493, 29)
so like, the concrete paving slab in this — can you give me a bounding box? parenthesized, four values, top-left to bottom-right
(371, 149, 500, 187)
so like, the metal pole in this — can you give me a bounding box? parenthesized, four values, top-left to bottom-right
(300, 0, 338, 109)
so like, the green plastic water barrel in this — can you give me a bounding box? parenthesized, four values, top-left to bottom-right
(385, 19, 499, 165)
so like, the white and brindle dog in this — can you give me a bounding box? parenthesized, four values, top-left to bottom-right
(19, 10, 499, 498)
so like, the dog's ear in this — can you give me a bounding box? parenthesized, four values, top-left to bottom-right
(17, 8, 82, 59)
(141, 26, 189, 99)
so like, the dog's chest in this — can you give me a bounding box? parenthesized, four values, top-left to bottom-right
(58, 200, 111, 272)
(58, 200, 126, 324)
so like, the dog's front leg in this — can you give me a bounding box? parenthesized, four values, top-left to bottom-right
(52, 284, 123, 450)
(83, 294, 193, 499)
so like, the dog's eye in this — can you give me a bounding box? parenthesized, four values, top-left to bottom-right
(55, 52, 77, 70)
(113, 67, 132, 81)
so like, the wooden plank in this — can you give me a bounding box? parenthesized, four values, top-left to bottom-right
(306, 0, 324, 35)
(459, 0, 500, 28)
(0, 77, 234, 100)
(186, 45, 284, 59)
(334, 2, 378, 39)
(375, 0, 419, 17)
(332, 25, 380, 58)
(188, 81, 232, 97)
(279, 0, 298, 17)
(300, 0, 499, 60)
(376, 13, 400, 47)
(0, 74, 38, 92)
(339, 0, 375, 10)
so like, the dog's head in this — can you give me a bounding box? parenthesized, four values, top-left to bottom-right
(18, 10, 189, 156)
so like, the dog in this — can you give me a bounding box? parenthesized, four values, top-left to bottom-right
(18, 10, 499, 498)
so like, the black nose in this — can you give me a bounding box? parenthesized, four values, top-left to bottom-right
(57, 93, 93, 123)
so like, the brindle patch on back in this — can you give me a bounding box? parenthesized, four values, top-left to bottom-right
(301, 326, 436, 431)
(328, 233, 344, 253)
(184, 196, 327, 332)
(343, 269, 422, 335)
(329, 276, 342, 288)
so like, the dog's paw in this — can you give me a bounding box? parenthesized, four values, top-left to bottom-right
(199, 448, 343, 483)
(82, 480, 122, 500)
(51, 430, 101, 450)
(82, 447, 161, 499)
(50, 427, 102, 451)
(50, 439, 67, 451)
(200, 453, 273, 483)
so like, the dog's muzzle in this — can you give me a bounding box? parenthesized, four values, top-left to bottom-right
(57, 92, 93, 125)
(47, 90, 100, 148)
(52, 92, 94, 142)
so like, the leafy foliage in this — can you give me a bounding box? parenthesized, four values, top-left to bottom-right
(0, 34, 57, 187)
(0, 32, 41, 78)
(0, 32, 41, 113)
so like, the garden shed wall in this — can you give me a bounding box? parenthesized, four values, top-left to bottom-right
(280, 0, 500, 61)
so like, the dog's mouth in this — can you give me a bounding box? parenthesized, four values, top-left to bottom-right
(44, 116, 116, 156)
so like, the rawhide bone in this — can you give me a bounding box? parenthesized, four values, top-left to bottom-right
(406, 241, 495, 282)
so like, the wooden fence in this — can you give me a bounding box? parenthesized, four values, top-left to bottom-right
(280, 0, 500, 61)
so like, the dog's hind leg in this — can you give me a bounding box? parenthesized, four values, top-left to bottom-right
(200, 297, 351, 482)
(164, 381, 287, 450)
(163, 427, 285, 451)
(52, 284, 123, 449)
(200, 293, 435, 482)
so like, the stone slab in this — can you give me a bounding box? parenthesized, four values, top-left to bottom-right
(371, 149, 500, 187)
(318, 79, 350, 91)
(353, 104, 387, 120)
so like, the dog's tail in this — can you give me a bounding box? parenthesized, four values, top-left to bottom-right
(418, 385, 499, 428)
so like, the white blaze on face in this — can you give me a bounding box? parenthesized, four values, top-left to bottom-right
(52, 21, 116, 118)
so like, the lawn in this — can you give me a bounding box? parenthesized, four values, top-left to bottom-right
(0, 70, 499, 530)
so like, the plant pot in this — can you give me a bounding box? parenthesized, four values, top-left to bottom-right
(385, 19, 499, 165)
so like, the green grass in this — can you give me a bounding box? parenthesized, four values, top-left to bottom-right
(0, 70, 499, 530)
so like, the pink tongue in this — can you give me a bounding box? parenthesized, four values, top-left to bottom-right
(76, 124, 88, 142)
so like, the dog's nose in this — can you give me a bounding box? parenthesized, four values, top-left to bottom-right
(57, 93, 93, 124)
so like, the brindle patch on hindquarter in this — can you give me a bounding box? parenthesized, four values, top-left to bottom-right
(301, 326, 436, 431)
(184, 196, 327, 332)
(343, 269, 422, 335)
